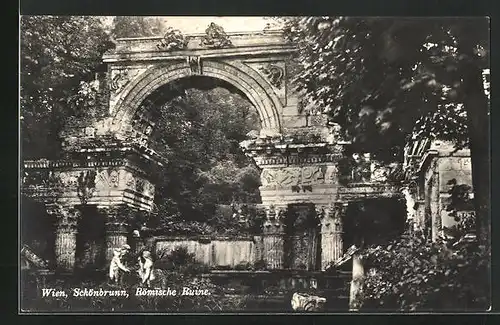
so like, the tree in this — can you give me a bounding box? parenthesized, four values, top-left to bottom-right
(147, 83, 262, 233)
(20, 16, 114, 159)
(110, 16, 166, 39)
(281, 17, 490, 245)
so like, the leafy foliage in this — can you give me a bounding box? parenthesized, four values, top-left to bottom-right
(359, 181, 488, 311)
(282, 17, 488, 152)
(110, 16, 166, 39)
(280, 16, 490, 243)
(144, 85, 262, 234)
(20, 16, 114, 159)
(360, 232, 490, 311)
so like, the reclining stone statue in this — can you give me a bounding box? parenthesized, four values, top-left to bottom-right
(291, 292, 327, 312)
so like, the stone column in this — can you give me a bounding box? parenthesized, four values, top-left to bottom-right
(318, 202, 347, 270)
(349, 253, 365, 311)
(98, 206, 130, 262)
(47, 205, 81, 272)
(262, 205, 286, 270)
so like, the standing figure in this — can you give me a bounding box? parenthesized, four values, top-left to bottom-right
(137, 250, 155, 287)
(109, 248, 130, 284)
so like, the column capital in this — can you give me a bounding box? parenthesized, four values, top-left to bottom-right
(47, 204, 81, 233)
(317, 202, 347, 233)
(263, 205, 287, 234)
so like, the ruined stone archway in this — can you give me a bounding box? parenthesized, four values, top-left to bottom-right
(22, 31, 404, 274)
(109, 60, 283, 137)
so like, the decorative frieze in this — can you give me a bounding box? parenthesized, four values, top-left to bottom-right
(260, 166, 325, 189)
(77, 170, 97, 204)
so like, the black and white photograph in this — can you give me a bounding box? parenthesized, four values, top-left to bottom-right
(19, 16, 491, 313)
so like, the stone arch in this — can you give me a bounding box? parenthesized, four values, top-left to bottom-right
(110, 60, 283, 136)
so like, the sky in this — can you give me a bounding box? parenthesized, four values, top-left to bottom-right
(157, 16, 273, 33)
(101, 16, 278, 34)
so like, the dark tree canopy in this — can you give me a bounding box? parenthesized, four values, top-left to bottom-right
(20, 16, 114, 159)
(110, 16, 167, 39)
(281, 16, 490, 243)
(145, 83, 262, 233)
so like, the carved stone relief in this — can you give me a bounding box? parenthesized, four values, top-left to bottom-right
(124, 171, 136, 189)
(108, 67, 148, 113)
(57, 171, 80, 188)
(199, 22, 232, 49)
(109, 170, 119, 188)
(187, 56, 202, 75)
(246, 60, 287, 106)
(258, 64, 285, 88)
(96, 169, 120, 190)
(301, 166, 324, 185)
(261, 166, 326, 188)
(324, 166, 338, 184)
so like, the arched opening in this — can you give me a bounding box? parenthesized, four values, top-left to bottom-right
(132, 75, 264, 236)
(111, 61, 283, 137)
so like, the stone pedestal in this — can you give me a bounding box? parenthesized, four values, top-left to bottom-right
(318, 202, 347, 270)
(47, 205, 81, 272)
(262, 206, 286, 269)
(349, 253, 364, 311)
(98, 206, 130, 262)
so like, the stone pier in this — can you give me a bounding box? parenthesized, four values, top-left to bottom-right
(47, 205, 81, 272)
(318, 202, 346, 270)
(262, 206, 286, 269)
(99, 206, 130, 261)
(349, 253, 365, 311)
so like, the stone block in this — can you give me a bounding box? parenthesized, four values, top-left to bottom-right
(283, 116, 307, 128)
(460, 158, 472, 171)
(282, 104, 301, 116)
(438, 159, 453, 172)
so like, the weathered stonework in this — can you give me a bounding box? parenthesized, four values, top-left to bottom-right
(262, 206, 287, 269)
(98, 205, 131, 261)
(22, 31, 405, 274)
(46, 205, 82, 272)
(404, 139, 473, 240)
(318, 203, 346, 270)
(287, 204, 319, 270)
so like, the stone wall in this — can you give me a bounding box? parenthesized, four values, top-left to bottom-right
(409, 140, 472, 239)
(154, 236, 262, 268)
(437, 156, 472, 229)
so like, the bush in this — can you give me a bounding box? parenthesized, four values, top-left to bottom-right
(360, 232, 490, 311)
